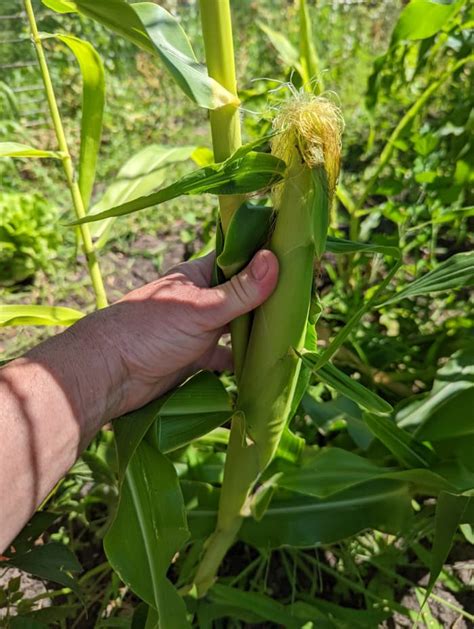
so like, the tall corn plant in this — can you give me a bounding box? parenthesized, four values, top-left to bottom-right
(4, 1, 474, 626)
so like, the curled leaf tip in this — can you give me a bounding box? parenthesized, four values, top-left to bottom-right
(271, 93, 344, 196)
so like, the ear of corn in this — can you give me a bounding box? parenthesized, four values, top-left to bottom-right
(194, 94, 343, 595)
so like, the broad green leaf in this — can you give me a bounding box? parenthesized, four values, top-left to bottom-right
(380, 251, 474, 306)
(398, 347, 474, 441)
(89, 144, 199, 246)
(1, 543, 82, 599)
(276, 447, 452, 499)
(46, 0, 236, 110)
(392, 0, 460, 43)
(0, 304, 84, 327)
(325, 236, 400, 258)
(424, 491, 474, 605)
(114, 371, 232, 484)
(145, 371, 233, 454)
(364, 413, 437, 469)
(298, 351, 393, 415)
(217, 202, 274, 277)
(183, 479, 413, 547)
(0, 142, 62, 159)
(69, 149, 285, 226)
(241, 480, 413, 547)
(56, 35, 105, 209)
(104, 443, 190, 628)
(7, 512, 59, 556)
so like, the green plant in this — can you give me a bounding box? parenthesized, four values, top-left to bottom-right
(0, 191, 60, 286)
(1, 0, 473, 627)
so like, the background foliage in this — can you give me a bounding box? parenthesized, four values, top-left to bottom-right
(0, 0, 473, 627)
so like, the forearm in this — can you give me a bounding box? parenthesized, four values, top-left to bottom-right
(0, 323, 122, 552)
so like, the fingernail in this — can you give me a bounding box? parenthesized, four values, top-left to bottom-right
(250, 251, 269, 281)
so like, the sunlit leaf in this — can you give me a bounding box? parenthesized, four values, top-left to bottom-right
(89, 144, 200, 247)
(325, 236, 400, 258)
(45, 0, 236, 110)
(69, 148, 285, 226)
(56, 34, 105, 209)
(392, 0, 460, 43)
(0, 304, 84, 327)
(0, 142, 62, 159)
(380, 252, 474, 306)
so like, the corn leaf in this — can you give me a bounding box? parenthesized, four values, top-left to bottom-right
(113, 371, 232, 484)
(106, 373, 231, 626)
(325, 236, 400, 258)
(1, 543, 82, 600)
(424, 491, 474, 606)
(56, 34, 105, 209)
(364, 413, 437, 469)
(206, 585, 305, 629)
(275, 448, 452, 499)
(89, 144, 200, 248)
(298, 351, 393, 415)
(44, 0, 236, 110)
(144, 371, 233, 455)
(241, 479, 413, 547)
(298, 0, 322, 90)
(217, 202, 274, 277)
(183, 479, 413, 547)
(380, 251, 474, 306)
(398, 346, 474, 441)
(256, 22, 303, 76)
(104, 442, 190, 628)
(391, 0, 460, 43)
(69, 149, 285, 226)
(0, 141, 62, 159)
(0, 304, 84, 327)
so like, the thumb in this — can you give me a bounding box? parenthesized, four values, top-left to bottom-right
(200, 250, 279, 329)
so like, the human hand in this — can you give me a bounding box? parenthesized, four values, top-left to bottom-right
(70, 249, 279, 420)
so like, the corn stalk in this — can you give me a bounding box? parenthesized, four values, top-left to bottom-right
(24, 0, 107, 309)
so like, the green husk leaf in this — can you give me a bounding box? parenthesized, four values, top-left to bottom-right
(217, 202, 274, 277)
